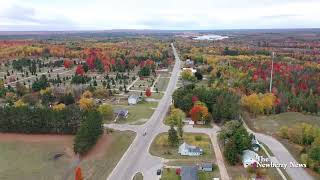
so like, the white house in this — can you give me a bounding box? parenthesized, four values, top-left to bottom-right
(128, 95, 140, 105)
(182, 68, 197, 74)
(179, 142, 203, 156)
(242, 150, 259, 168)
(183, 118, 194, 125)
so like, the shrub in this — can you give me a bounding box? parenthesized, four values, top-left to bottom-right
(195, 135, 202, 141)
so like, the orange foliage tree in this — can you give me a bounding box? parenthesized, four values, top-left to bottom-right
(189, 102, 209, 124)
(75, 167, 83, 180)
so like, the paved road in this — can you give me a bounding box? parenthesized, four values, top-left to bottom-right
(106, 43, 181, 180)
(242, 120, 314, 180)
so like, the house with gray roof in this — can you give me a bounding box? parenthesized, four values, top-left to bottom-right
(178, 142, 203, 156)
(128, 94, 141, 105)
(114, 109, 129, 118)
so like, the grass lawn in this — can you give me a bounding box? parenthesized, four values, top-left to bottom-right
(113, 101, 158, 124)
(198, 171, 219, 180)
(244, 112, 320, 136)
(133, 172, 143, 180)
(0, 135, 74, 180)
(154, 77, 170, 92)
(150, 133, 214, 161)
(149, 92, 164, 99)
(69, 130, 136, 180)
(161, 168, 181, 180)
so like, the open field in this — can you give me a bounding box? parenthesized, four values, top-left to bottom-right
(0, 130, 135, 180)
(154, 77, 170, 92)
(113, 101, 158, 124)
(150, 133, 214, 161)
(68, 130, 136, 180)
(0, 133, 74, 180)
(244, 112, 320, 136)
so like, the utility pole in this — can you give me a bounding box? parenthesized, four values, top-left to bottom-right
(269, 52, 275, 92)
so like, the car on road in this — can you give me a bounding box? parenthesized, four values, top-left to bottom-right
(156, 169, 161, 175)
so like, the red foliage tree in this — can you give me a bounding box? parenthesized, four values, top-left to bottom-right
(86, 56, 95, 70)
(191, 96, 198, 104)
(75, 65, 85, 76)
(75, 167, 83, 180)
(64, 59, 73, 69)
(145, 88, 152, 97)
(189, 104, 209, 124)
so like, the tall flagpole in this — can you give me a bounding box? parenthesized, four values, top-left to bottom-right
(269, 52, 275, 92)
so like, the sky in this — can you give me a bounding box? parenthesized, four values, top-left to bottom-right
(0, 0, 320, 31)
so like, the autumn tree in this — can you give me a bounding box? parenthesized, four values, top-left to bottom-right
(189, 102, 209, 124)
(14, 99, 27, 107)
(79, 98, 94, 110)
(98, 104, 113, 120)
(145, 88, 152, 97)
(75, 167, 83, 180)
(82, 90, 92, 99)
(64, 59, 73, 69)
(181, 69, 196, 83)
(75, 65, 85, 76)
(53, 103, 66, 111)
(167, 108, 185, 138)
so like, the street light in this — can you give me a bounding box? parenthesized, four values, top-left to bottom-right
(269, 52, 275, 92)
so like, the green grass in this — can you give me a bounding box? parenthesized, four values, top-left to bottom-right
(149, 92, 164, 99)
(198, 171, 219, 180)
(69, 130, 136, 180)
(161, 168, 181, 180)
(246, 112, 320, 136)
(150, 133, 214, 161)
(114, 101, 158, 124)
(0, 140, 72, 180)
(154, 77, 170, 91)
(133, 172, 143, 180)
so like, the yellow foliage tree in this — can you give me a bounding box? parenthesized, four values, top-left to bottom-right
(40, 87, 52, 95)
(14, 99, 27, 107)
(261, 93, 276, 114)
(81, 90, 92, 99)
(241, 93, 276, 115)
(53, 103, 66, 111)
(98, 104, 113, 120)
(79, 98, 94, 110)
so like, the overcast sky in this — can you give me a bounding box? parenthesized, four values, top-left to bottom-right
(0, 0, 320, 31)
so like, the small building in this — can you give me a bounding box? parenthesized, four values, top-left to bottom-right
(179, 142, 203, 156)
(242, 150, 259, 168)
(199, 163, 213, 172)
(182, 68, 197, 74)
(181, 166, 198, 180)
(128, 95, 141, 105)
(183, 118, 194, 125)
(114, 109, 129, 118)
(185, 59, 195, 67)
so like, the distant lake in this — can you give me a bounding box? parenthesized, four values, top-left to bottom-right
(193, 34, 228, 40)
